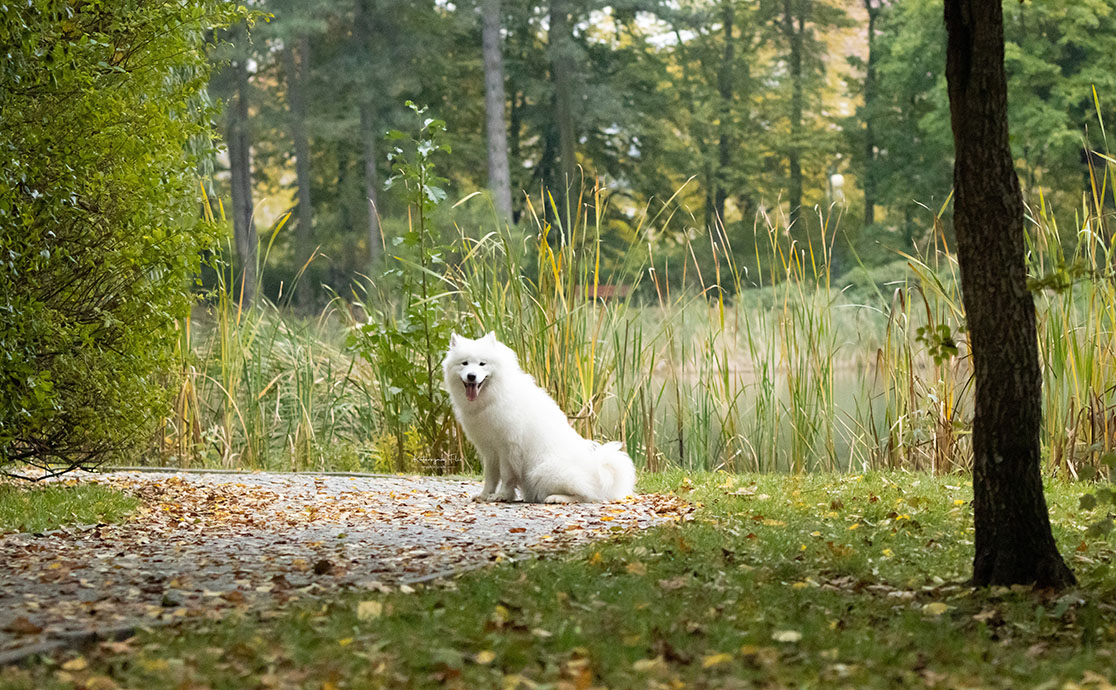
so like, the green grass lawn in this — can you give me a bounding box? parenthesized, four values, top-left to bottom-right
(0, 481, 139, 534)
(5, 472, 1115, 689)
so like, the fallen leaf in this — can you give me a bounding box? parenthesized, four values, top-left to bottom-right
(625, 561, 647, 575)
(701, 653, 733, 668)
(475, 650, 496, 665)
(922, 602, 951, 616)
(658, 576, 688, 590)
(3, 617, 43, 634)
(61, 657, 88, 672)
(772, 630, 802, 643)
(632, 656, 665, 672)
(357, 600, 383, 621)
(84, 676, 120, 690)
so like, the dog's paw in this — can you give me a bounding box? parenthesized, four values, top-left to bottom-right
(492, 491, 517, 502)
(543, 494, 577, 504)
(472, 492, 494, 503)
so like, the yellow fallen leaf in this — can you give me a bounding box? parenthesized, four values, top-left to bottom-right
(762, 519, 786, 527)
(61, 657, 88, 672)
(922, 602, 951, 616)
(701, 653, 733, 668)
(475, 649, 497, 665)
(338, 637, 354, 647)
(85, 676, 120, 690)
(588, 551, 602, 565)
(626, 562, 647, 575)
(357, 600, 383, 621)
(848, 523, 861, 531)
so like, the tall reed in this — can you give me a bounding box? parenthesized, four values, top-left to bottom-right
(157, 139, 1116, 476)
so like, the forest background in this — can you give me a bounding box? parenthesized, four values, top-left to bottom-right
(212, 0, 1114, 302)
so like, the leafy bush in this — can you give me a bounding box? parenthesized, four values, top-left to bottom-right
(0, 1, 241, 476)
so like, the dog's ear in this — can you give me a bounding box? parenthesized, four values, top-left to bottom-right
(449, 332, 461, 347)
(482, 331, 497, 343)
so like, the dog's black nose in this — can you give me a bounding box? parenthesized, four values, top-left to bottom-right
(466, 373, 476, 382)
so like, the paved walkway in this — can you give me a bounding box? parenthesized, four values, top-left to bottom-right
(0, 471, 691, 657)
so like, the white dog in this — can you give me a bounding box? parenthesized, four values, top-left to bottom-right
(442, 332, 636, 503)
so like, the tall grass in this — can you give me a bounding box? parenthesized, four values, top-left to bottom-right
(157, 196, 378, 472)
(154, 142, 1116, 477)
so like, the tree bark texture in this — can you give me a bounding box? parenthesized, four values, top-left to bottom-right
(783, 0, 804, 228)
(482, 0, 513, 221)
(227, 50, 256, 307)
(549, 0, 577, 229)
(356, 0, 381, 265)
(284, 35, 314, 306)
(714, 0, 735, 225)
(862, 0, 879, 226)
(360, 104, 382, 265)
(943, 0, 1074, 589)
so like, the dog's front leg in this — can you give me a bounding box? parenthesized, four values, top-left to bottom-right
(472, 453, 501, 502)
(491, 454, 519, 502)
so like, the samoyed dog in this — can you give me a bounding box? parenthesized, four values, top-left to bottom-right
(443, 332, 636, 503)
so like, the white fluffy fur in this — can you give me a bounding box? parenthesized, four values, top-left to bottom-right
(442, 332, 636, 503)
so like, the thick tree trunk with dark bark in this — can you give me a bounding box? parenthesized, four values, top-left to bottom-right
(227, 50, 256, 307)
(943, 0, 1074, 589)
(549, 0, 576, 229)
(482, 0, 513, 221)
(284, 35, 314, 307)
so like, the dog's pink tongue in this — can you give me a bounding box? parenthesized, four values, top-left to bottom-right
(465, 382, 479, 401)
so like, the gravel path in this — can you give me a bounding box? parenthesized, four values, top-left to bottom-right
(0, 470, 691, 658)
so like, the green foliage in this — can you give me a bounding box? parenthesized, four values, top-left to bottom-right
(0, 1, 242, 474)
(915, 323, 963, 365)
(0, 482, 139, 534)
(860, 0, 1116, 225)
(347, 103, 458, 471)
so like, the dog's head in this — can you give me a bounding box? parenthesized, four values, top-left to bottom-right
(442, 332, 516, 403)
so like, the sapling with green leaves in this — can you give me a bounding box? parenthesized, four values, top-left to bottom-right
(347, 102, 458, 471)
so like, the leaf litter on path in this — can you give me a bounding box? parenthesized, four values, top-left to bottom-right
(0, 470, 691, 655)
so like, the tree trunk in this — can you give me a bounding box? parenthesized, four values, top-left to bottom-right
(943, 0, 1074, 589)
(714, 0, 735, 225)
(355, 0, 381, 265)
(862, 0, 879, 226)
(360, 103, 382, 265)
(783, 0, 804, 228)
(227, 48, 256, 307)
(549, 0, 576, 229)
(482, 0, 513, 221)
(284, 35, 314, 307)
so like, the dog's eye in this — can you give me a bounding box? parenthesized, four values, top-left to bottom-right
(460, 360, 468, 366)
(479, 361, 486, 366)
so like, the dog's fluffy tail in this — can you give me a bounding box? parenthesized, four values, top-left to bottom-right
(589, 441, 637, 501)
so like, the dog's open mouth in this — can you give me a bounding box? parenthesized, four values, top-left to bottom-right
(463, 379, 484, 402)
